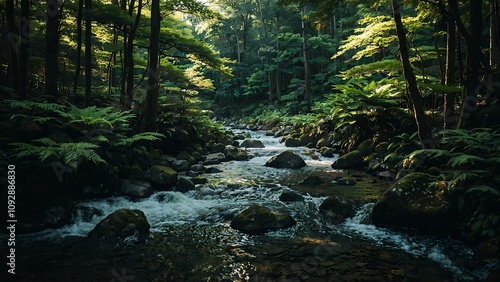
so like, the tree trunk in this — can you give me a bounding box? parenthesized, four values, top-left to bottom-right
(18, 0, 30, 100)
(444, 2, 457, 130)
(123, 0, 142, 110)
(456, 0, 483, 128)
(6, 0, 18, 94)
(301, 6, 312, 112)
(73, 0, 83, 95)
(44, 0, 59, 97)
(137, 0, 160, 131)
(391, 0, 434, 148)
(84, 0, 92, 106)
(491, 0, 500, 68)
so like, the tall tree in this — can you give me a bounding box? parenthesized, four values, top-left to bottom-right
(44, 0, 59, 97)
(444, 0, 457, 130)
(5, 0, 18, 94)
(121, 0, 142, 110)
(18, 0, 30, 100)
(490, 0, 500, 68)
(456, 0, 484, 128)
(73, 0, 84, 94)
(391, 0, 433, 148)
(85, 0, 92, 105)
(137, 0, 160, 130)
(301, 5, 312, 111)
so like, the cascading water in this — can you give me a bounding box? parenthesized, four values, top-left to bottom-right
(11, 128, 492, 281)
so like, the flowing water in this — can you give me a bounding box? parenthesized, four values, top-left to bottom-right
(2, 129, 493, 281)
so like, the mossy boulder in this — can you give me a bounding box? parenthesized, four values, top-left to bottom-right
(230, 205, 297, 234)
(176, 177, 196, 193)
(284, 137, 302, 147)
(319, 196, 356, 223)
(279, 190, 305, 202)
(331, 150, 364, 169)
(357, 139, 375, 155)
(265, 150, 306, 169)
(224, 145, 249, 161)
(204, 153, 228, 165)
(171, 160, 190, 172)
(88, 209, 150, 244)
(371, 172, 454, 229)
(241, 139, 265, 148)
(298, 175, 324, 185)
(148, 165, 178, 190)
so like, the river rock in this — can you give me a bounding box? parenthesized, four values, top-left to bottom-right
(284, 137, 302, 147)
(171, 160, 190, 172)
(371, 172, 454, 229)
(88, 209, 150, 244)
(265, 150, 306, 169)
(319, 196, 356, 223)
(176, 177, 195, 193)
(241, 138, 265, 148)
(279, 190, 304, 202)
(148, 165, 178, 190)
(224, 145, 249, 161)
(230, 205, 297, 234)
(319, 147, 335, 158)
(192, 177, 208, 184)
(316, 135, 334, 148)
(331, 150, 364, 169)
(191, 164, 206, 172)
(298, 175, 324, 185)
(204, 153, 227, 165)
(120, 179, 152, 198)
(210, 143, 226, 153)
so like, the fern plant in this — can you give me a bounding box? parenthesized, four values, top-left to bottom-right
(315, 78, 409, 149)
(406, 128, 500, 196)
(10, 138, 106, 170)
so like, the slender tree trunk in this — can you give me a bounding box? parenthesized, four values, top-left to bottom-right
(391, 0, 434, 148)
(123, 0, 142, 110)
(73, 0, 83, 95)
(18, 0, 30, 100)
(457, 0, 483, 128)
(275, 19, 281, 103)
(6, 0, 18, 94)
(301, 6, 312, 112)
(491, 0, 500, 68)
(84, 0, 92, 106)
(44, 0, 59, 97)
(120, 0, 127, 105)
(444, 4, 457, 130)
(137, 0, 159, 131)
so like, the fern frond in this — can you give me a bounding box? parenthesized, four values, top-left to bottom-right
(448, 153, 486, 167)
(5, 99, 66, 112)
(114, 132, 165, 147)
(464, 185, 500, 196)
(407, 149, 451, 160)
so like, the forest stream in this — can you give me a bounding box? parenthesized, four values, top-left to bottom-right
(1, 129, 493, 281)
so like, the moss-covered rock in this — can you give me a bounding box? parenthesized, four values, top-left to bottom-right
(298, 175, 324, 185)
(284, 137, 302, 147)
(203, 153, 228, 165)
(331, 150, 364, 169)
(357, 140, 375, 155)
(241, 139, 265, 148)
(120, 179, 152, 198)
(371, 172, 455, 230)
(224, 145, 249, 161)
(88, 209, 150, 244)
(279, 190, 304, 202)
(176, 177, 196, 193)
(319, 196, 356, 223)
(230, 205, 296, 234)
(148, 165, 178, 190)
(265, 150, 306, 169)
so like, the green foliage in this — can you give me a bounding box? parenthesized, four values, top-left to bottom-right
(340, 59, 403, 79)
(10, 138, 105, 170)
(114, 132, 166, 147)
(314, 79, 409, 149)
(56, 104, 135, 130)
(407, 128, 500, 196)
